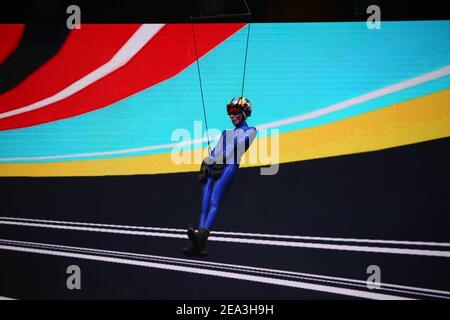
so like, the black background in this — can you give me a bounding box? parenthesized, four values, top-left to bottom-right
(1, 0, 450, 23)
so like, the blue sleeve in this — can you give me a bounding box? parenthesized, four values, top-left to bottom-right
(211, 130, 225, 161)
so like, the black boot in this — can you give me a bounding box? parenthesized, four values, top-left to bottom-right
(195, 228, 210, 257)
(182, 227, 199, 257)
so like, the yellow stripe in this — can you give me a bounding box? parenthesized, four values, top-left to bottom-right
(275, 88, 450, 165)
(1, 89, 449, 177)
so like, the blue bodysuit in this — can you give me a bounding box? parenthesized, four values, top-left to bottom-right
(199, 121, 257, 230)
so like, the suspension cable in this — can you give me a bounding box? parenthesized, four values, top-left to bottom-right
(241, 0, 252, 97)
(241, 20, 251, 97)
(190, 0, 252, 155)
(190, 21, 212, 155)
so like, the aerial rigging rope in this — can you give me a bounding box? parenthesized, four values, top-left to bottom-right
(241, 0, 251, 97)
(191, 1, 252, 156)
(190, 22, 212, 155)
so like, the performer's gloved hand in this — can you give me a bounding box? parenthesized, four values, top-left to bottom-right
(198, 156, 214, 184)
(210, 163, 224, 180)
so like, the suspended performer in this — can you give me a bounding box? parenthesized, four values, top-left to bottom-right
(183, 97, 257, 257)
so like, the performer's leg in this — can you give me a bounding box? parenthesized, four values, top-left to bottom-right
(183, 176, 214, 257)
(199, 176, 214, 229)
(192, 166, 237, 257)
(185, 165, 237, 257)
(203, 165, 237, 230)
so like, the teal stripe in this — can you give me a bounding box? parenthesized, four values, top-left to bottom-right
(0, 21, 449, 163)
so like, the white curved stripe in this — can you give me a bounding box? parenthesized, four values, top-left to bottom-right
(0, 296, 15, 300)
(208, 231, 450, 247)
(214, 237, 450, 257)
(0, 24, 165, 120)
(0, 65, 449, 162)
(1, 216, 450, 247)
(1, 219, 450, 257)
(0, 220, 186, 239)
(0, 242, 410, 299)
(0, 137, 208, 162)
(2, 238, 448, 299)
(0, 216, 185, 232)
(258, 65, 450, 130)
